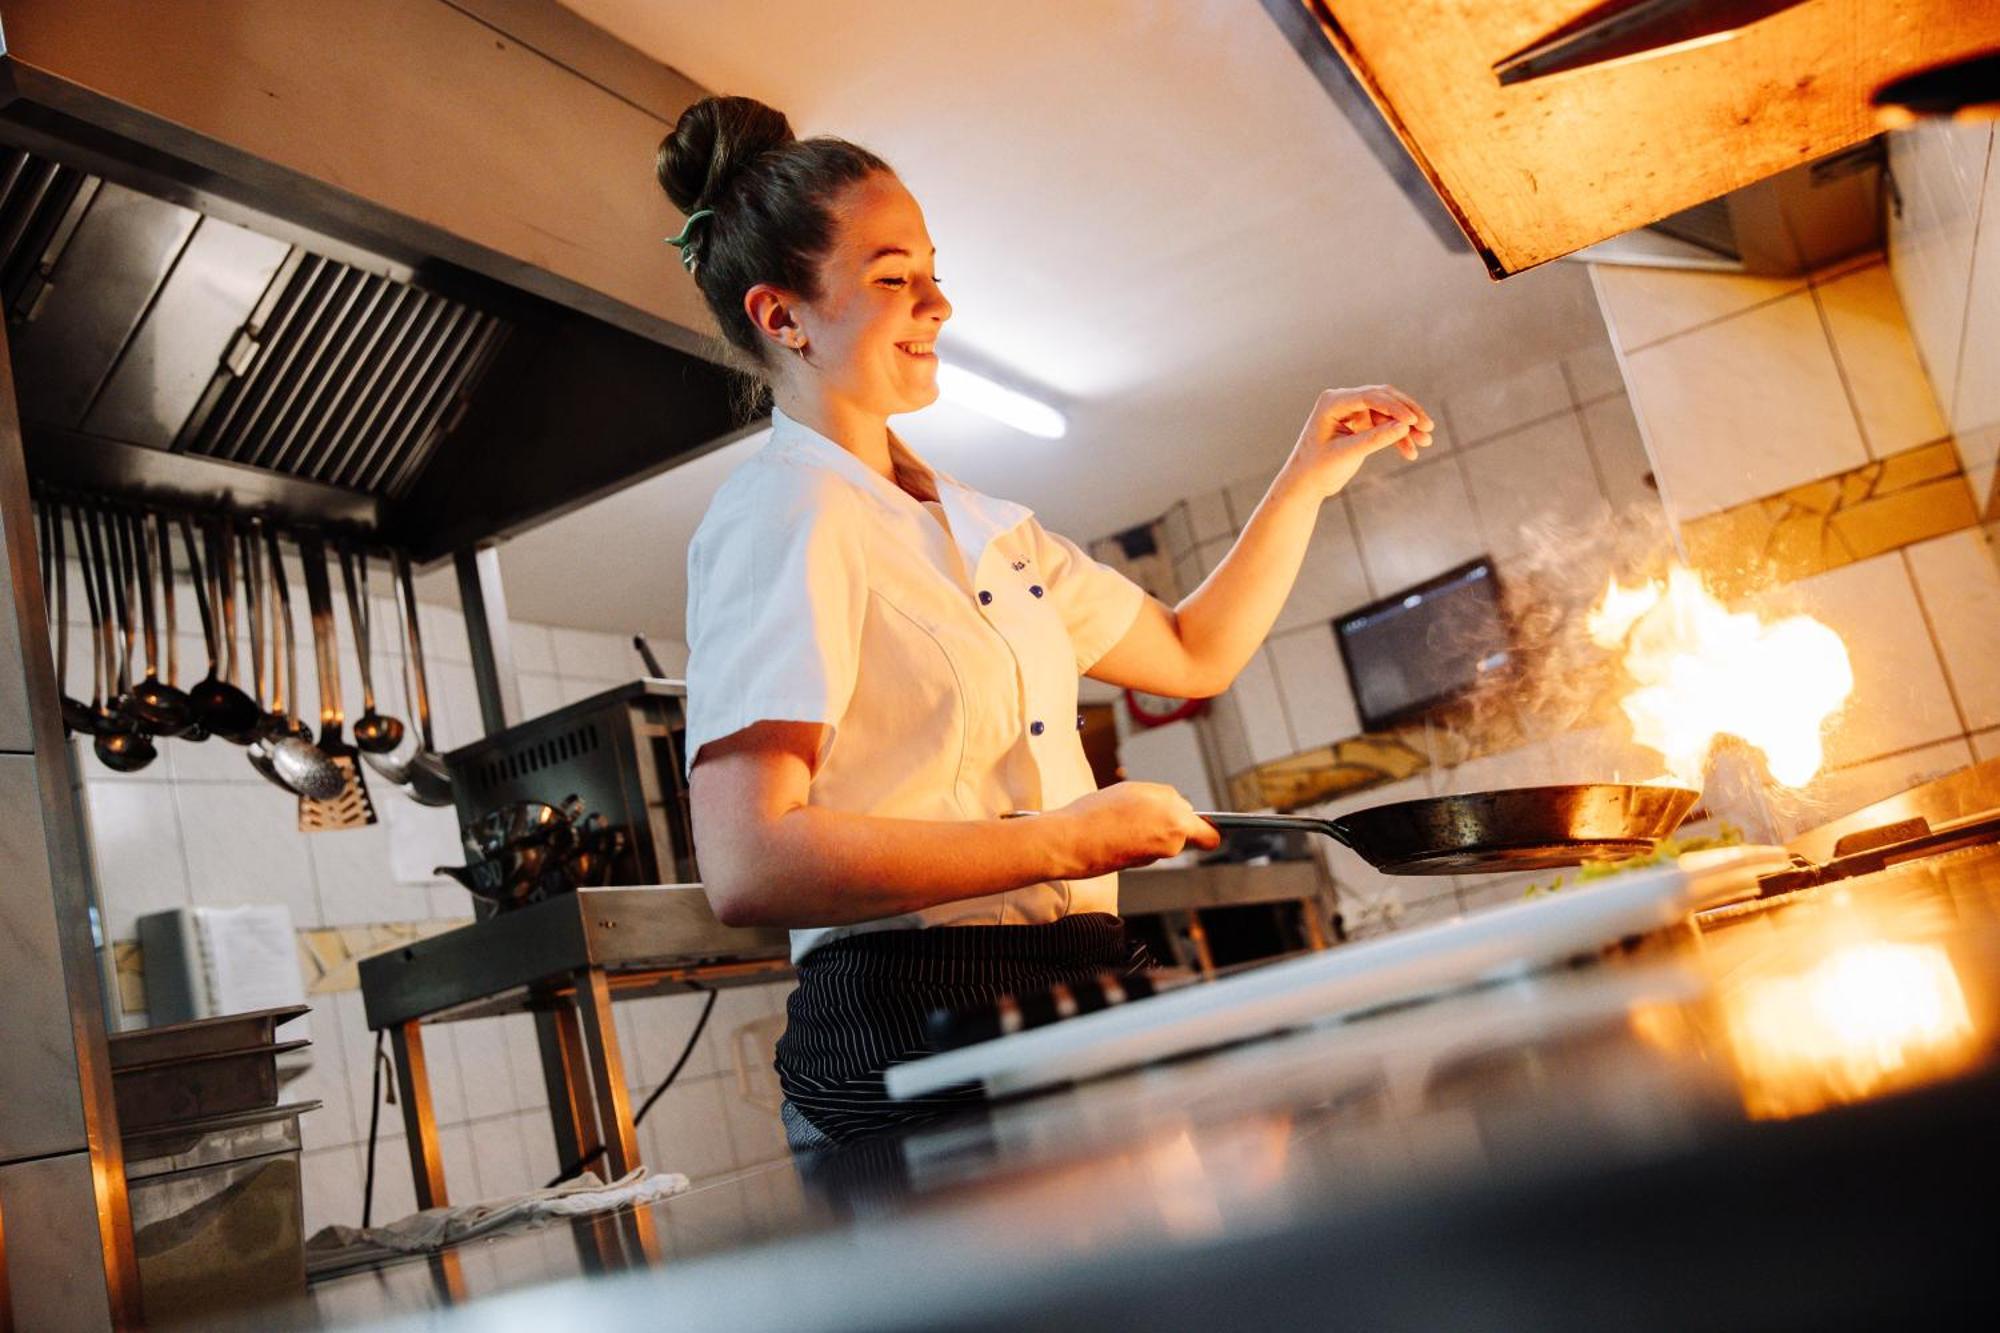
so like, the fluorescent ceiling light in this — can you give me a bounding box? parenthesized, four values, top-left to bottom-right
(936, 361, 1067, 439)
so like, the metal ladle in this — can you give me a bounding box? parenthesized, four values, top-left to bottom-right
(339, 538, 405, 755)
(43, 500, 93, 736)
(158, 511, 208, 743)
(183, 515, 261, 743)
(125, 508, 194, 736)
(85, 506, 155, 773)
(394, 550, 453, 806)
(256, 526, 344, 800)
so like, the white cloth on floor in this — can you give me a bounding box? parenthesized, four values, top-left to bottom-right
(306, 1167, 689, 1257)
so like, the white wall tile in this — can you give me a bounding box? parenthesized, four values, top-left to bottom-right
(1224, 474, 1271, 532)
(1953, 134, 2000, 448)
(519, 671, 565, 720)
(1461, 412, 1609, 558)
(177, 780, 322, 927)
(1778, 553, 1961, 769)
(510, 622, 556, 675)
(1886, 121, 1994, 420)
(718, 1083, 789, 1171)
(495, 1013, 556, 1114)
(1563, 340, 1625, 403)
(1272, 498, 1373, 635)
(466, 1111, 540, 1200)
(1347, 458, 1482, 592)
(1625, 291, 1869, 520)
(1116, 717, 1216, 809)
(415, 599, 471, 666)
(451, 1017, 516, 1121)
(1267, 625, 1358, 750)
(1225, 647, 1294, 764)
(1816, 262, 1950, 457)
(1443, 361, 1571, 445)
(80, 772, 189, 940)
(1592, 263, 1803, 352)
(1160, 501, 1196, 564)
(1579, 394, 1658, 515)
(285, 1000, 357, 1152)
(549, 626, 637, 682)
(301, 1146, 363, 1238)
(310, 818, 424, 926)
(638, 1072, 736, 1181)
(1186, 488, 1233, 543)
(1905, 530, 2000, 730)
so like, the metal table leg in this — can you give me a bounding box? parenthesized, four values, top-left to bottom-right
(388, 1020, 449, 1209)
(572, 965, 641, 1178)
(534, 1004, 603, 1179)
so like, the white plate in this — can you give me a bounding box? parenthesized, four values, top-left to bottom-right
(886, 845, 1788, 1101)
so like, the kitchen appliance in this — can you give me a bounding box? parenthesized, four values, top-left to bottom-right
(1334, 557, 1510, 732)
(441, 680, 697, 918)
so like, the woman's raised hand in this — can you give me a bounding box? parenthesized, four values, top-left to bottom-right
(1287, 384, 1435, 498)
(1047, 782, 1222, 878)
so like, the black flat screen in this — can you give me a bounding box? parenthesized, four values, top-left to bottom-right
(1334, 558, 1511, 732)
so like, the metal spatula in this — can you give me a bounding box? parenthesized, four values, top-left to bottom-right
(295, 532, 377, 832)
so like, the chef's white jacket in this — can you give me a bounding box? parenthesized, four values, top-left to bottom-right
(684, 405, 1147, 962)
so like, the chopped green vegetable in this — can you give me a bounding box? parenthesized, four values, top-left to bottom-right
(1520, 824, 1743, 898)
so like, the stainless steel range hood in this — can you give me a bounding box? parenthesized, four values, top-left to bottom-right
(0, 0, 755, 562)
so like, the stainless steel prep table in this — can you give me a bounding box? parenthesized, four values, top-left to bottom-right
(310, 839, 2000, 1330)
(358, 862, 1335, 1208)
(357, 885, 792, 1208)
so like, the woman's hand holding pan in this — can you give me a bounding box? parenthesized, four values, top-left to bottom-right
(1037, 783, 1223, 879)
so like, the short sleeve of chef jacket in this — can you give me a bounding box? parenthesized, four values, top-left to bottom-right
(681, 466, 867, 776)
(1025, 519, 1149, 673)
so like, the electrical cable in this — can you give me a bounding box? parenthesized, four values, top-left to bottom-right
(544, 985, 717, 1189)
(362, 1029, 388, 1228)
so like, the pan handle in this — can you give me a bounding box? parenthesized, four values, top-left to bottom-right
(1004, 808, 1353, 847)
(1196, 811, 1352, 846)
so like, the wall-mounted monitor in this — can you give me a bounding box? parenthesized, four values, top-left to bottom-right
(1333, 558, 1511, 733)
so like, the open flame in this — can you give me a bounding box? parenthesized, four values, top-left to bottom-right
(1588, 565, 1853, 788)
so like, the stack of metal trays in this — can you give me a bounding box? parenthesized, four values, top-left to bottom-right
(110, 1005, 318, 1325)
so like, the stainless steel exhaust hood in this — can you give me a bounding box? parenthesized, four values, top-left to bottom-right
(0, 0, 755, 562)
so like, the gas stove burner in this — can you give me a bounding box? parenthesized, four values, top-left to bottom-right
(1754, 809, 2000, 897)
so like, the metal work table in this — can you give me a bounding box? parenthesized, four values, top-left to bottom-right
(358, 862, 1334, 1209)
(357, 886, 791, 1209)
(310, 839, 2000, 1330)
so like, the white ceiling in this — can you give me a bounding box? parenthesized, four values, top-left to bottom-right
(458, 0, 1611, 642)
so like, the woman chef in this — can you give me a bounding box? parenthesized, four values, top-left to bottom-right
(661, 96, 1433, 1149)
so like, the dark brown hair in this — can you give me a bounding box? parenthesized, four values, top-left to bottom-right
(656, 96, 891, 404)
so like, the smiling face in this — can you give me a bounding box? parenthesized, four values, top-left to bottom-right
(750, 171, 952, 421)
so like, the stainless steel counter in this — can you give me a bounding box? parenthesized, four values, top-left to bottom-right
(290, 842, 2000, 1330)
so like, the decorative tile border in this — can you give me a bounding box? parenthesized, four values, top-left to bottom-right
(1680, 440, 1974, 597)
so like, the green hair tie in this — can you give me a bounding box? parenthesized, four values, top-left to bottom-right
(664, 208, 715, 273)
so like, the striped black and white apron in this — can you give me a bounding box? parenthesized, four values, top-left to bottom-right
(775, 912, 1152, 1149)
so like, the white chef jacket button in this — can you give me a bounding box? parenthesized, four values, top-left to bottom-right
(1029, 720, 1045, 736)
(1029, 584, 1044, 598)
(978, 590, 993, 605)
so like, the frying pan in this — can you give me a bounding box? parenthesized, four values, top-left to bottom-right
(1198, 783, 1699, 876)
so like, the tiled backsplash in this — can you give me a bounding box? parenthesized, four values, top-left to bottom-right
(1594, 237, 2000, 841)
(1886, 119, 2000, 511)
(49, 557, 788, 1234)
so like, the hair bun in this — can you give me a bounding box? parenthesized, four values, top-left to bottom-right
(656, 95, 796, 214)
